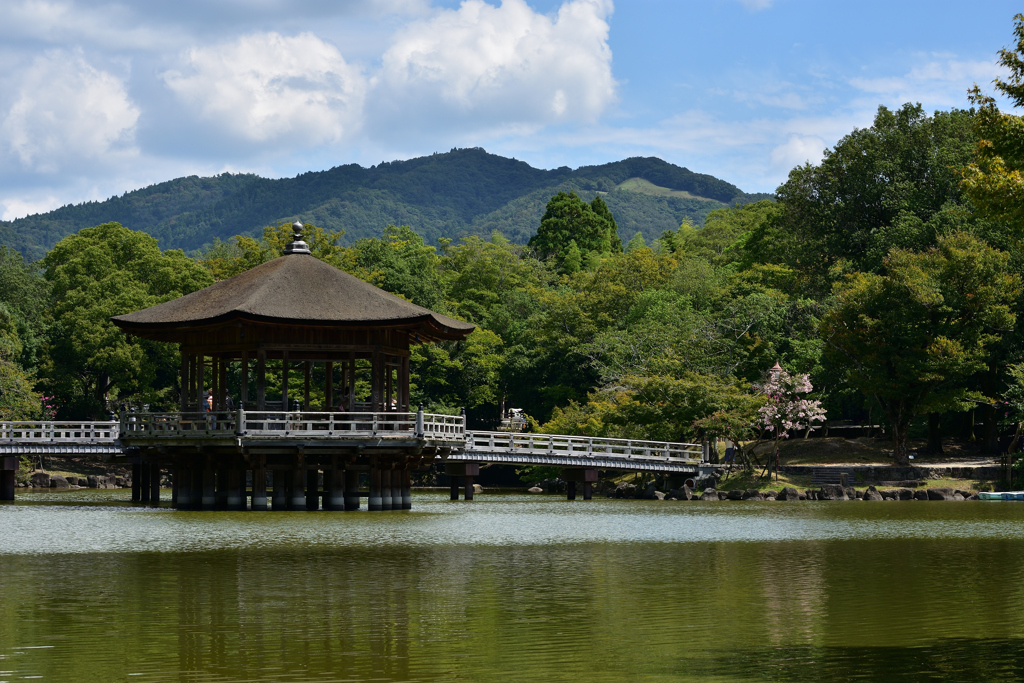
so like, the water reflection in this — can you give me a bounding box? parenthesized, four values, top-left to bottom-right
(1, 494, 1024, 681)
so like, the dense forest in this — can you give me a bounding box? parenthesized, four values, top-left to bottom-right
(0, 152, 769, 261)
(7, 18, 1024, 470)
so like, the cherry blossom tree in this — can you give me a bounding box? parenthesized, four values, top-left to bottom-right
(754, 364, 827, 479)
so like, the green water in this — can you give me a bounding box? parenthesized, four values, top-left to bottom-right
(2, 491, 1024, 682)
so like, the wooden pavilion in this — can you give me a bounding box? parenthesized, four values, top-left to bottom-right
(111, 224, 474, 511)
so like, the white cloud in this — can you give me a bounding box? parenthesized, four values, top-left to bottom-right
(162, 32, 367, 144)
(769, 134, 826, 171)
(0, 50, 139, 172)
(0, 195, 61, 221)
(371, 0, 616, 133)
(850, 57, 1002, 107)
(736, 0, 773, 10)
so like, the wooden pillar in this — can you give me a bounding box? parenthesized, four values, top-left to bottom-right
(240, 351, 249, 408)
(271, 469, 287, 511)
(131, 462, 142, 502)
(371, 349, 380, 410)
(328, 468, 344, 511)
(344, 468, 360, 511)
(325, 361, 334, 410)
(216, 468, 228, 509)
(219, 356, 228, 411)
(304, 361, 311, 410)
(180, 350, 189, 410)
(252, 458, 267, 511)
(171, 467, 179, 506)
(385, 357, 393, 411)
(401, 468, 412, 510)
(256, 350, 266, 410)
(150, 464, 161, 504)
(381, 468, 392, 510)
(202, 467, 216, 510)
(211, 356, 220, 411)
(450, 476, 460, 501)
(369, 463, 382, 511)
(567, 480, 577, 501)
(583, 481, 593, 501)
(176, 467, 190, 509)
(227, 469, 243, 511)
(190, 354, 199, 409)
(348, 352, 356, 411)
(282, 351, 290, 410)
(290, 463, 305, 510)
(0, 468, 13, 501)
(401, 355, 410, 411)
(464, 475, 474, 501)
(305, 469, 319, 511)
(140, 463, 151, 502)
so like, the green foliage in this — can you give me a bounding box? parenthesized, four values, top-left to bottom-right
(821, 233, 1020, 465)
(528, 192, 622, 273)
(41, 223, 213, 417)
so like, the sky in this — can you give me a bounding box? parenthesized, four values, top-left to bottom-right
(0, 0, 1019, 220)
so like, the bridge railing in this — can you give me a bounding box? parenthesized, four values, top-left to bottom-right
(119, 411, 465, 442)
(464, 431, 703, 463)
(1, 421, 119, 443)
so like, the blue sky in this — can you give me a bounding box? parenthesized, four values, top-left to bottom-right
(0, 0, 1018, 220)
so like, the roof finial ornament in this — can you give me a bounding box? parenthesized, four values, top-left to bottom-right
(284, 221, 311, 255)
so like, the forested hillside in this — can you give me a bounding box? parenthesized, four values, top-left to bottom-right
(0, 150, 768, 259)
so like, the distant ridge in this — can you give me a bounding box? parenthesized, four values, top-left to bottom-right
(0, 149, 771, 259)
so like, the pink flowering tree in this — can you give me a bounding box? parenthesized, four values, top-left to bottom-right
(753, 366, 827, 479)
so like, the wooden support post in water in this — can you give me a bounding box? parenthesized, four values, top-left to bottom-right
(583, 481, 593, 501)
(344, 468, 360, 511)
(305, 469, 319, 511)
(140, 463, 151, 503)
(290, 465, 305, 510)
(176, 467, 190, 509)
(401, 468, 412, 510)
(171, 467, 179, 507)
(216, 468, 229, 509)
(271, 469, 287, 510)
(227, 469, 243, 511)
(450, 476, 460, 501)
(464, 475, 474, 501)
(191, 468, 204, 510)
(202, 467, 216, 510)
(369, 464, 382, 511)
(150, 464, 161, 505)
(1, 457, 17, 501)
(329, 468, 344, 511)
(252, 459, 267, 511)
(381, 468, 392, 510)
(132, 462, 142, 502)
(566, 480, 576, 501)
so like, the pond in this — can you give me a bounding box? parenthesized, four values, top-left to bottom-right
(1, 490, 1023, 681)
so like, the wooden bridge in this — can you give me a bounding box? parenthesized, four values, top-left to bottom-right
(1, 415, 710, 505)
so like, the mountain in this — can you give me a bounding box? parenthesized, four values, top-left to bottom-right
(0, 149, 772, 259)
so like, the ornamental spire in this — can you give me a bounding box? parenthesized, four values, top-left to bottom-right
(284, 221, 311, 255)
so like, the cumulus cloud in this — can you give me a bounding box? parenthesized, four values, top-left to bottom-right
(850, 57, 1002, 107)
(769, 134, 827, 171)
(162, 32, 366, 144)
(371, 0, 616, 134)
(0, 50, 139, 172)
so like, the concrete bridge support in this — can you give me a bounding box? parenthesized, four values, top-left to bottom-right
(252, 463, 268, 511)
(227, 469, 244, 511)
(401, 468, 412, 510)
(272, 470, 287, 510)
(381, 469, 393, 510)
(561, 468, 598, 501)
(345, 468, 360, 510)
(290, 467, 306, 511)
(140, 463, 152, 503)
(1, 456, 16, 501)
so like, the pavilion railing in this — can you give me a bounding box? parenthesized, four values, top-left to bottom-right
(1, 421, 119, 443)
(119, 410, 465, 442)
(464, 431, 702, 464)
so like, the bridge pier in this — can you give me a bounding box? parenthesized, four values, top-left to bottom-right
(140, 463, 151, 503)
(149, 464, 161, 505)
(216, 467, 229, 509)
(227, 469, 244, 511)
(561, 468, 598, 501)
(345, 468, 360, 511)
(369, 465, 382, 511)
(252, 462, 268, 511)
(202, 468, 216, 510)
(381, 469, 393, 510)
(445, 463, 479, 501)
(305, 469, 319, 511)
(401, 468, 412, 510)
(132, 463, 142, 502)
(1, 456, 16, 501)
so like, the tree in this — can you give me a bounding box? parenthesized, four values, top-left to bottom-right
(528, 191, 621, 273)
(820, 233, 1019, 465)
(41, 223, 213, 417)
(962, 13, 1024, 235)
(753, 367, 827, 478)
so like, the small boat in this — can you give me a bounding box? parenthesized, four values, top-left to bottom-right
(979, 491, 1024, 501)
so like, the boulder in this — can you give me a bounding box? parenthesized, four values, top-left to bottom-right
(913, 490, 929, 501)
(30, 471, 50, 488)
(855, 490, 865, 499)
(653, 491, 666, 500)
(778, 486, 800, 501)
(863, 486, 883, 501)
(718, 491, 729, 500)
(527, 486, 543, 493)
(49, 475, 69, 489)
(742, 489, 764, 501)
(952, 493, 965, 501)
(65, 476, 78, 486)
(115, 476, 126, 487)
(641, 482, 659, 500)
(682, 484, 693, 500)
(844, 486, 857, 499)
(926, 488, 954, 501)
(700, 488, 718, 501)
(473, 484, 483, 494)
(804, 490, 817, 501)
(727, 489, 744, 501)
(819, 484, 848, 501)
(954, 490, 972, 499)
(897, 488, 915, 501)
(968, 494, 981, 500)
(86, 475, 99, 488)
(615, 483, 638, 499)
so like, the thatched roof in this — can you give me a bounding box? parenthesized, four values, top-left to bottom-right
(112, 252, 474, 342)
